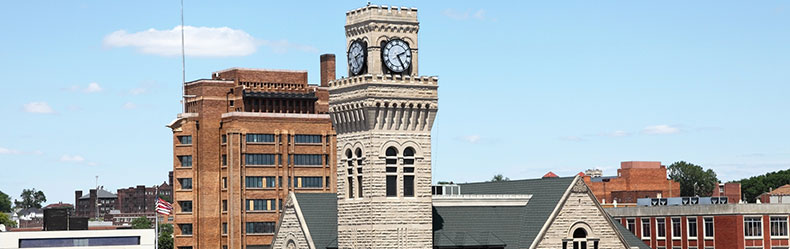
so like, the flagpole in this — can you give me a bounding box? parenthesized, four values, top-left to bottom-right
(155, 186, 159, 249)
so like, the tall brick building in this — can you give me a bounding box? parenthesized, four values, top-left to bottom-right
(168, 65, 337, 249)
(583, 161, 680, 204)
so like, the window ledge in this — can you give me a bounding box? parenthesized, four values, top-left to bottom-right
(177, 167, 193, 169)
(744, 237, 763, 240)
(247, 142, 276, 145)
(704, 237, 714, 240)
(176, 235, 193, 238)
(246, 210, 277, 213)
(176, 144, 192, 147)
(176, 189, 192, 192)
(178, 212, 193, 215)
(246, 233, 274, 236)
(771, 236, 790, 239)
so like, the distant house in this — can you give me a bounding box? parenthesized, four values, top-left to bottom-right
(759, 184, 790, 204)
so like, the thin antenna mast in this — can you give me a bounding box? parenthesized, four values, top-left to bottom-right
(181, 0, 186, 113)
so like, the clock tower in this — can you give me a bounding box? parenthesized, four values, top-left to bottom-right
(330, 5, 438, 249)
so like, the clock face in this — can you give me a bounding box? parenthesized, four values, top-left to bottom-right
(382, 39, 412, 73)
(348, 41, 365, 76)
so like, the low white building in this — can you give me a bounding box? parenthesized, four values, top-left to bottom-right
(0, 229, 155, 249)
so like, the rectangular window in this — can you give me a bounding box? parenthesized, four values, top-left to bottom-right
(178, 178, 192, 190)
(704, 217, 714, 238)
(246, 199, 276, 211)
(627, 218, 636, 234)
(178, 155, 192, 167)
(657, 218, 666, 239)
(672, 217, 682, 239)
(744, 217, 762, 238)
(279, 176, 283, 188)
(642, 218, 651, 239)
(222, 155, 227, 166)
(177, 135, 192, 145)
(404, 175, 415, 197)
(245, 222, 275, 234)
(222, 223, 227, 235)
(245, 154, 276, 165)
(222, 177, 227, 189)
(771, 217, 789, 237)
(222, 134, 227, 143)
(295, 177, 323, 188)
(386, 175, 397, 197)
(246, 176, 263, 188)
(246, 134, 274, 143)
(294, 135, 322, 144)
(688, 217, 698, 238)
(179, 201, 192, 213)
(294, 154, 323, 165)
(179, 224, 193, 235)
(222, 200, 227, 212)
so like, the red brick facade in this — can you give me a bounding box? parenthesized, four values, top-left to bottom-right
(170, 56, 337, 249)
(712, 182, 742, 204)
(583, 161, 680, 203)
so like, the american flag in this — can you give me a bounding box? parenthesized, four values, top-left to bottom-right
(156, 198, 173, 215)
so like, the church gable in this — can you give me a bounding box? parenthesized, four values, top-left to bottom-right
(535, 179, 629, 249)
(271, 194, 313, 249)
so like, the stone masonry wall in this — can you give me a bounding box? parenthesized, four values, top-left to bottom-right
(271, 197, 310, 249)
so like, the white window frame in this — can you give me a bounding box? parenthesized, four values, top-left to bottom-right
(687, 217, 698, 240)
(703, 216, 715, 239)
(641, 218, 652, 240)
(770, 216, 789, 239)
(671, 217, 682, 240)
(657, 217, 667, 240)
(627, 218, 636, 235)
(744, 216, 764, 239)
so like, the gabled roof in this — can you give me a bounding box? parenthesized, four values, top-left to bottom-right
(763, 184, 790, 196)
(293, 193, 337, 249)
(79, 189, 117, 199)
(433, 176, 575, 248)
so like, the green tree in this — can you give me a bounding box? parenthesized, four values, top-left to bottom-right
(14, 189, 46, 209)
(667, 161, 719, 196)
(158, 223, 174, 249)
(735, 168, 790, 203)
(131, 216, 152, 229)
(0, 212, 17, 229)
(0, 191, 12, 212)
(490, 174, 510, 182)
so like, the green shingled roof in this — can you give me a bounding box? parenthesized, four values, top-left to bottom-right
(432, 176, 576, 248)
(612, 216, 652, 249)
(293, 193, 338, 249)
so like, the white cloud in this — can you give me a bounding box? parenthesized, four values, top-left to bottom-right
(129, 87, 147, 95)
(642, 125, 681, 135)
(602, 130, 630, 137)
(560, 136, 585, 142)
(442, 8, 491, 21)
(23, 102, 55, 114)
(0, 147, 22, 155)
(84, 82, 102, 93)
(103, 26, 258, 57)
(122, 102, 137, 110)
(60, 155, 85, 163)
(461, 135, 482, 144)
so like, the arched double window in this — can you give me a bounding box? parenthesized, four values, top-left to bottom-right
(345, 149, 354, 199)
(562, 226, 599, 249)
(385, 147, 398, 197)
(355, 148, 364, 198)
(403, 147, 415, 197)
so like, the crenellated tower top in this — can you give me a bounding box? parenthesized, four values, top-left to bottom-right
(345, 5, 419, 25)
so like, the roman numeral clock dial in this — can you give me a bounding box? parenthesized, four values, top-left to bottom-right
(382, 39, 411, 73)
(348, 40, 365, 76)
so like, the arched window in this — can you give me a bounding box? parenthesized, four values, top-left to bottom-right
(345, 149, 354, 199)
(403, 147, 415, 197)
(563, 227, 598, 249)
(355, 148, 364, 198)
(385, 147, 398, 197)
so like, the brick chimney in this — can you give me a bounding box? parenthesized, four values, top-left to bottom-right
(74, 190, 82, 211)
(320, 54, 336, 87)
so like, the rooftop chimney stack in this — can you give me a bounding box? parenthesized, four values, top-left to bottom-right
(320, 54, 336, 87)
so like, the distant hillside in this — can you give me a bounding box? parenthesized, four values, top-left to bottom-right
(732, 168, 790, 203)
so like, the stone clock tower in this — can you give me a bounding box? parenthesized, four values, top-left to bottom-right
(329, 5, 438, 249)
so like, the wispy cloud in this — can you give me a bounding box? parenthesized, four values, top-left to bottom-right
(560, 136, 585, 142)
(460, 135, 482, 144)
(129, 87, 147, 95)
(60, 155, 85, 163)
(63, 82, 103, 93)
(601, 130, 630, 137)
(0, 147, 22, 155)
(122, 102, 137, 110)
(642, 125, 681, 135)
(23, 102, 55, 114)
(442, 8, 492, 21)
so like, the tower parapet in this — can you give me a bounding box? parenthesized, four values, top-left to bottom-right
(346, 5, 418, 25)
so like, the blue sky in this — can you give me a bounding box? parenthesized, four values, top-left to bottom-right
(1, 1, 788, 204)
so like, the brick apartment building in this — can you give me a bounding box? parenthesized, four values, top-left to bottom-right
(74, 187, 117, 218)
(608, 201, 790, 249)
(583, 161, 681, 204)
(167, 62, 337, 248)
(713, 182, 742, 204)
(116, 181, 172, 214)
